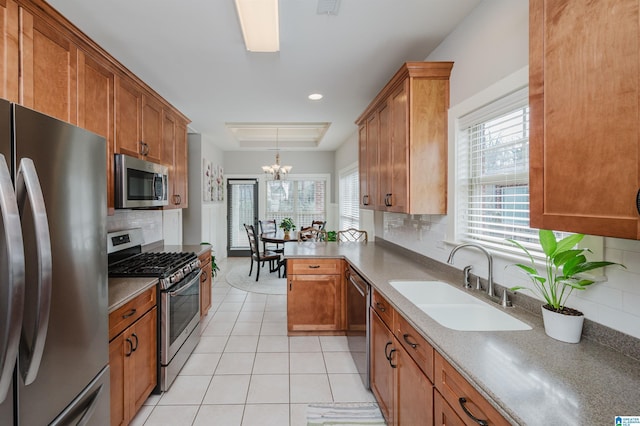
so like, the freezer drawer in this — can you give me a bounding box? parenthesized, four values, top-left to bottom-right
(50, 366, 110, 426)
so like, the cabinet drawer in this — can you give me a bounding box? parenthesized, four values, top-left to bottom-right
(394, 312, 434, 382)
(109, 286, 156, 341)
(371, 289, 394, 328)
(434, 352, 510, 426)
(288, 258, 343, 275)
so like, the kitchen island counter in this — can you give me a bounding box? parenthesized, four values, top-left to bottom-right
(285, 241, 640, 425)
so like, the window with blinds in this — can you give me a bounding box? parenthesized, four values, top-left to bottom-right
(339, 168, 359, 230)
(457, 87, 547, 256)
(265, 178, 326, 228)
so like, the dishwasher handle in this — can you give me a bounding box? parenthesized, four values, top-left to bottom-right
(347, 267, 368, 297)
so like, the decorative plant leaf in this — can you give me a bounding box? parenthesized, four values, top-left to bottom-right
(506, 229, 624, 311)
(554, 233, 584, 256)
(538, 230, 557, 257)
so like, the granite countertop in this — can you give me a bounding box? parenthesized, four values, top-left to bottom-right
(284, 242, 640, 425)
(108, 243, 211, 313)
(108, 277, 158, 313)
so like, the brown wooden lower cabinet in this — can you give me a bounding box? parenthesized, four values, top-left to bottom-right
(287, 258, 345, 333)
(199, 250, 212, 319)
(434, 390, 466, 426)
(370, 300, 434, 425)
(109, 288, 158, 426)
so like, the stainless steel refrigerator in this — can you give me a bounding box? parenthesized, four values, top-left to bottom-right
(0, 99, 109, 425)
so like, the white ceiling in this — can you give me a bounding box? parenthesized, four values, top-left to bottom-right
(47, 0, 482, 151)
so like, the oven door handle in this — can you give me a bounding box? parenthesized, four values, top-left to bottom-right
(168, 269, 202, 297)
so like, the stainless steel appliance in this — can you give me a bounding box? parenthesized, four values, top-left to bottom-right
(346, 265, 370, 388)
(107, 229, 201, 391)
(0, 99, 109, 425)
(114, 153, 168, 209)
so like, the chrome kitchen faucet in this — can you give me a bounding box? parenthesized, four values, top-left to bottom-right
(447, 243, 495, 299)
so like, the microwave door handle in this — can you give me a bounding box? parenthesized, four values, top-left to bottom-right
(0, 154, 25, 403)
(15, 158, 52, 385)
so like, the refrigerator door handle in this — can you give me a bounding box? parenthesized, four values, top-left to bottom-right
(0, 154, 25, 403)
(15, 158, 52, 385)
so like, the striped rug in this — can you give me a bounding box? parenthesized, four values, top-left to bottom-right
(306, 402, 386, 425)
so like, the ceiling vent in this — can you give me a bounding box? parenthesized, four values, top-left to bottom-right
(317, 0, 341, 15)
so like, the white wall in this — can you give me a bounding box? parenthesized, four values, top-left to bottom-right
(182, 133, 226, 259)
(373, 0, 640, 339)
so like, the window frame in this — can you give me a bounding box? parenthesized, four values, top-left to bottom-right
(263, 174, 329, 229)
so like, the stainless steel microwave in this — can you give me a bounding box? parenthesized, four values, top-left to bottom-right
(114, 154, 168, 208)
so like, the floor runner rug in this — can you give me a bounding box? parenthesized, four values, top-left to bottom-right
(306, 402, 386, 425)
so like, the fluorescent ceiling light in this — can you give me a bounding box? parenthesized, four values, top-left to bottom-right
(234, 0, 280, 52)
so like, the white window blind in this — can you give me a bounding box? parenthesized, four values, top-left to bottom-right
(266, 178, 326, 228)
(339, 168, 359, 230)
(457, 87, 547, 256)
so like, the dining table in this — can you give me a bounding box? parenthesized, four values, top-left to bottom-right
(259, 230, 300, 244)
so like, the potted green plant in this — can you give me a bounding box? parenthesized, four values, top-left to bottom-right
(279, 218, 296, 239)
(508, 229, 624, 343)
(201, 243, 221, 279)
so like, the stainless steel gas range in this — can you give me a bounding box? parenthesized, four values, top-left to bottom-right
(107, 229, 201, 391)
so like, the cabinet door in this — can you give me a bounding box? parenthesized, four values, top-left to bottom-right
(129, 307, 157, 415)
(20, 9, 77, 123)
(200, 263, 212, 319)
(378, 101, 392, 210)
(358, 124, 371, 209)
(366, 113, 380, 210)
(77, 51, 115, 215)
(388, 81, 409, 213)
(288, 274, 342, 331)
(1, 0, 19, 102)
(434, 390, 465, 426)
(370, 310, 394, 424)
(529, 0, 640, 238)
(173, 119, 188, 208)
(395, 343, 433, 426)
(141, 95, 163, 164)
(108, 333, 128, 426)
(115, 77, 142, 158)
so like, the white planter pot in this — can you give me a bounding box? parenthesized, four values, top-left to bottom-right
(541, 306, 585, 343)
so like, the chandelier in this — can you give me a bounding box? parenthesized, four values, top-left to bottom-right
(261, 129, 292, 180)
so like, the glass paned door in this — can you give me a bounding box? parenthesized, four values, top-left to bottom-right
(227, 179, 258, 257)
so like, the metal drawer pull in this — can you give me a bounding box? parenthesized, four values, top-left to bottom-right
(125, 338, 133, 357)
(131, 333, 139, 352)
(384, 341, 393, 360)
(388, 349, 397, 368)
(375, 302, 386, 312)
(402, 333, 419, 349)
(459, 397, 489, 426)
(308, 265, 321, 269)
(122, 308, 137, 319)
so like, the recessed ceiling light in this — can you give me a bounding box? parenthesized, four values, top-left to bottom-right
(308, 93, 323, 101)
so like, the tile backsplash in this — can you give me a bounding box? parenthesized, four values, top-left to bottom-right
(381, 212, 640, 340)
(107, 210, 163, 245)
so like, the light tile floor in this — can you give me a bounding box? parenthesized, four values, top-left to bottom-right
(130, 258, 376, 426)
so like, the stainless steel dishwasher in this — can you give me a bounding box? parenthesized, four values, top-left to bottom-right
(346, 266, 370, 389)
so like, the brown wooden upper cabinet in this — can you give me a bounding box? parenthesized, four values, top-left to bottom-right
(529, 0, 640, 239)
(356, 62, 453, 214)
(19, 8, 78, 124)
(115, 77, 164, 165)
(162, 110, 189, 208)
(1, 0, 19, 103)
(77, 51, 116, 214)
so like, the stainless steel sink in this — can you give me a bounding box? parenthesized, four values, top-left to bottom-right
(390, 280, 531, 331)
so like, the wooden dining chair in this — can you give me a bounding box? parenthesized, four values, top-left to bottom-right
(337, 228, 368, 243)
(297, 227, 327, 242)
(258, 219, 284, 254)
(311, 220, 326, 231)
(244, 224, 282, 281)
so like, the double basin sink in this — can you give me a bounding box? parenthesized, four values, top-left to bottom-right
(390, 280, 531, 331)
